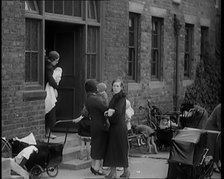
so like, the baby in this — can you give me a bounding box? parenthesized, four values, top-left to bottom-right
(126, 99, 134, 132)
(45, 67, 62, 114)
(97, 82, 109, 106)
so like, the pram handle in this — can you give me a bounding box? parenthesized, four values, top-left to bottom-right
(199, 148, 209, 166)
(47, 119, 74, 145)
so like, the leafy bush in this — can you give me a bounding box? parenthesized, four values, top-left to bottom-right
(183, 46, 221, 115)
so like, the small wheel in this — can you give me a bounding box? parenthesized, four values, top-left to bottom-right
(30, 165, 43, 179)
(1, 138, 12, 158)
(46, 165, 59, 177)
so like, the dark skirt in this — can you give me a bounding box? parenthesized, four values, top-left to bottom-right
(103, 124, 129, 167)
(91, 130, 108, 160)
(45, 106, 56, 129)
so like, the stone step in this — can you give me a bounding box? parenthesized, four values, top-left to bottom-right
(44, 132, 81, 149)
(62, 145, 81, 162)
(60, 159, 91, 170)
(2, 157, 11, 179)
(10, 175, 24, 179)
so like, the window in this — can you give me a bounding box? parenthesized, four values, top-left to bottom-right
(151, 17, 163, 80)
(200, 26, 209, 60)
(128, 13, 139, 81)
(25, 0, 42, 85)
(25, 19, 41, 83)
(25, 0, 39, 13)
(45, 0, 82, 17)
(87, 27, 98, 79)
(184, 24, 194, 78)
(88, 0, 97, 20)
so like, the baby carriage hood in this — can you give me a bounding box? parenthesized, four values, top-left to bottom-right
(168, 129, 207, 166)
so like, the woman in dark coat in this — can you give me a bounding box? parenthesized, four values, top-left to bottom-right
(103, 79, 130, 179)
(45, 51, 60, 139)
(84, 80, 108, 175)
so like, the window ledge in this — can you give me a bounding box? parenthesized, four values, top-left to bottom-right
(128, 82, 142, 91)
(23, 89, 46, 101)
(182, 79, 193, 87)
(149, 81, 165, 89)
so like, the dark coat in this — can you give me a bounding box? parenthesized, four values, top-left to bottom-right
(103, 91, 129, 167)
(85, 93, 108, 160)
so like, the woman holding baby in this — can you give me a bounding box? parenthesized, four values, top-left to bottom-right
(45, 51, 62, 139)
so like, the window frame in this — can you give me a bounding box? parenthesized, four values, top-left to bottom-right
(200, 26, 209, 60)
(24, 1, 44, 90)
(86, 26, 99, 80)
(184, 23, 194, 78)
(128, 12, 139, 82)
(151, 17, 163, 80)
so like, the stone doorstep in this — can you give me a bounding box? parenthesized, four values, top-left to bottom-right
(43, 132, 81, 149)
(10, 175, 24, 179)
(60, 159, 92, 170)
(62, 145, 81, 162)
(2, 158, 11, 179)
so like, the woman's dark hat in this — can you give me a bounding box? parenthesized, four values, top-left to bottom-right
(85, 80, 98, 93)
(48, 51, 60, 61)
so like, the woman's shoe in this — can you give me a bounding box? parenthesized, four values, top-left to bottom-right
(90, 167, 105, 175)
(90, 167, 97, 175)
(120, 170, 130, 178)
(105, 172, 117, 179)
(95, 170, 106, 175)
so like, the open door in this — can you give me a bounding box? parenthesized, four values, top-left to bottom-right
(45, 22, 85, 132)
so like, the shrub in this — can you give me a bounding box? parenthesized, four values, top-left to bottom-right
(183, 45, 221, 115)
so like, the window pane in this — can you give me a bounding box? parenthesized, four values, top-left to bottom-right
(31, 53, 38, 82)
(54, 0, 63, 14)
(87, 55, 91, 79)
(25, 19, 40, 83)
(88, 27, 97, 53)
(30, 21, 38, 50)
(151, 63, 156, 76)
(151, 17, 163, 79)
(25, 20, 30, 50)
(64, 0, 72, 15)
(152, 34, 158, 48)
(45, 0, 53, 13)
(128, 48, 135, 76)
(184, 54, 189, 76)
(129, 17, 134, 31)
(73, 1, 81, 17)
(88, 1, 96, 19)
(25, 0, 38, 12)
(91, 55, 96, 78)
(25, 53, 31, 82)
(129, 31, 134, 46)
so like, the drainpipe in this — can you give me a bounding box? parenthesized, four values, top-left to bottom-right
(173, 14, 181, 112)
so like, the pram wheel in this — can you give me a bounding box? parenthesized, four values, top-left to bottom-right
(30, 165, 43, 179)
(46, 165, 59, 177)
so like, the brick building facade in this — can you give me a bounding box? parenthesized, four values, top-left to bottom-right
(2, 0, 220, 139)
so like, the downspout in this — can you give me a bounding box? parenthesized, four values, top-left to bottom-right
(173, 14, 181, 111)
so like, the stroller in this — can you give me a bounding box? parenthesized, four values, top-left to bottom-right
(155, 112, 179, 150)
(9, 120, 72, 178)
(167, 128, 214, 179)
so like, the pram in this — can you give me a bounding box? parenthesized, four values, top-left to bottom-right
(9, 120, 72, 178)
(167, 128, 214, 179)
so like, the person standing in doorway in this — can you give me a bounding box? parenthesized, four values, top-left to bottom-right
(45, 51, 61, 139)
(103, 79, 130, 179)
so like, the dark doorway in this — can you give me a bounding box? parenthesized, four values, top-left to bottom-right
(45, 21, 86, 132)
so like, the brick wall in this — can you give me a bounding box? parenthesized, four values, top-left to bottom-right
(1, 0, 218, 137)
(2, 0, 45, 139)
(101, 0, 217, 124)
